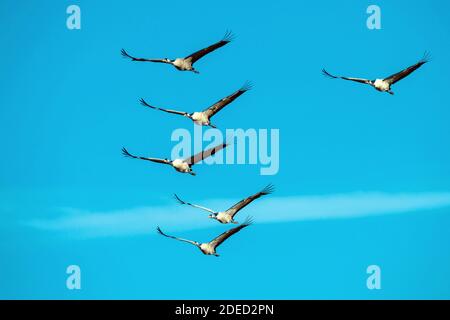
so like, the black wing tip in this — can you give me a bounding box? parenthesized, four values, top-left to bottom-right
(241, 81, 253, 92)
(322, 68, 337, 79)
(121, 48, 139, 61)
(140, 98, 159, 110)
(121, 48, 131, 59)
(121, 147, 133, 158)
(241, 216, 254, 227)
(139, 98, 151, 107)
(261, 183, 275, 195)
(421, 51, 431, 64)
(223, 30, 235, 42)
(173, 194, 185, 204)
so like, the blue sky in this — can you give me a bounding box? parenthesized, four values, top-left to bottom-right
(1, 0, 450, 299)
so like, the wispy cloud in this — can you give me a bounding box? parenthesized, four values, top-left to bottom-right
(24, 192, 450, 238)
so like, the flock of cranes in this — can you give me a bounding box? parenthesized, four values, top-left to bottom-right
(121, 31, 429, 257)
(122, 31, 272, 256)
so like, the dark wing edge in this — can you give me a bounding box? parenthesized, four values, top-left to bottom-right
(139, 98, 188, 116)
(233, 80, 253, 94)
(121, 49, 149, 61)
(228, 183, 274, 215)
(186, 30, 234, 63)
(121, 48, 135, 60)
(173, 194, 187, 206)
(210, 216, 253, 249)
(322, 69, 372, 84)
(121, 48, 166, 63)
(222, 30, 235, 43)
(156, 226, 170, 238)
(122, 147, 169, 164)
(156, 226, 199, 246)
(187, 142, 229, 165)
(173, 194, 216, 213)
(322, 68, 340, 79)
(259, 183, 275, 196)
(122, 147, 138, 159)
(385, 52, 430, 85)
(203, 81, 252, 117)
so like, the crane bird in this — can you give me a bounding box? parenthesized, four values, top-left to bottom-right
(139, 82, 252, 128)
(174, 184, 274, 224)
(121, 31, 234, 74)
(322, 53, 430, 95)
(121, 142, 228, 176)
(156, 217, 253, 257)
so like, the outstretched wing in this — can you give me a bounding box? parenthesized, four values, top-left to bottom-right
(226, 184, 274, 217)
(209, 217, 253, 250)
(140, 98, 189, 117)
(122, 147, 171, 165)
(322, 69, 373, 85)
(157, 227, 199, 247)
(384, 53, 429, 85)
(203, 82, 252, 118)
(185, 142, 228, 165)
(121, 49, 169, 63)
(174, 194, 216, 214)
(185, 31, 234, 64)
